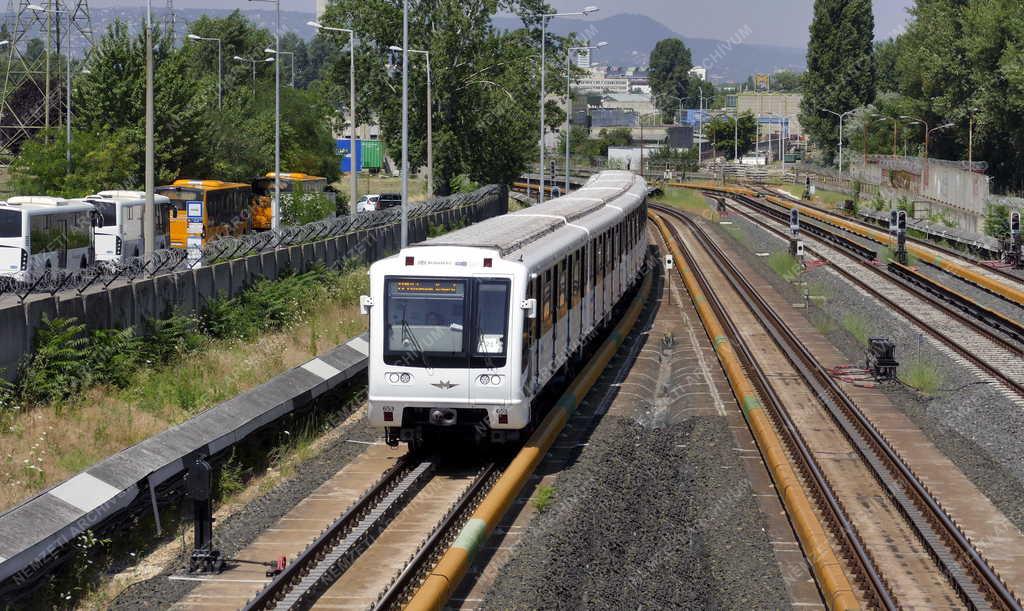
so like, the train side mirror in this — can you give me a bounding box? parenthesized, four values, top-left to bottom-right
(359, 295, 373, 315)
(521, 298, 537, 319)
(664, 254, 674, 270)
(91, 211, 103, 229)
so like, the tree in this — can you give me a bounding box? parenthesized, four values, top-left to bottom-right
(703, 112, 757, 160)
(649, 38, 694, 121)
(771, 70, 804, 92)
(800, 0, 876, 164)
(318, 0, 566, 195)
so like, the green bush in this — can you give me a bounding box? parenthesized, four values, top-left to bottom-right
(19, 317, 91, 405)
(985, 203, 1011, 241)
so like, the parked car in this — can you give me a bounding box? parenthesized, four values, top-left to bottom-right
(355, 194, 381, 213)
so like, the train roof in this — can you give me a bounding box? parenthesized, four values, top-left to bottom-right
(419, 171, 646, 258)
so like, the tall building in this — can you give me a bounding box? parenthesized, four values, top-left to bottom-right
(688, 66, 707, 81)
(736, 92, 804, 136)
(315, 0, 326, 19)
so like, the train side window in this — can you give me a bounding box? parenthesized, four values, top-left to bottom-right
(542, 270, 553, 334)
(566, 253, 574, 309)
(558, 258, 567, 318)
(573, 249, 582, 304)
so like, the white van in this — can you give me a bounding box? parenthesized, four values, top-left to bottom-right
(86, 191, 172, 261)
(0, 198, 99, 278)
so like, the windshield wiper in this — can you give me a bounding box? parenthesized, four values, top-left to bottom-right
(401, 317, 432, 371)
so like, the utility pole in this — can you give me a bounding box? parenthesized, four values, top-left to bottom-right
(400, 0, 408, 247)
(144, 0, 154, 257)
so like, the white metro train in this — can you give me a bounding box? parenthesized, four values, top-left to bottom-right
(363, 170, 649, 447)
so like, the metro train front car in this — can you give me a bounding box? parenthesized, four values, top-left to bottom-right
(363, 245, 528, 447)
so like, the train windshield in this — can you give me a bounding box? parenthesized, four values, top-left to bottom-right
(385, 278, 466, 365)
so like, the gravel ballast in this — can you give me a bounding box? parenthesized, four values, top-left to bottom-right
(712, 200, 1024, 532)
(482, 262, 789, 610)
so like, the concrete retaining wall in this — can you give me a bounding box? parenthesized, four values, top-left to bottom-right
(0, 187, 508, 381)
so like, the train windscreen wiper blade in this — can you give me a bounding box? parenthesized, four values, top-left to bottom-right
(401, 317, 432, 371)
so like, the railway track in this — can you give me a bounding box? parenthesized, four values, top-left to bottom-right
(241, 456, 498, 610)
(718, 193, 1024, 406)
(766, 187, 1024, 288)
(652, 203, 1022, 610)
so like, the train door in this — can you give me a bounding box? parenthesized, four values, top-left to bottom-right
(532, 275, 541, 392)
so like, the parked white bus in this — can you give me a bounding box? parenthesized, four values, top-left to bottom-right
(0, 198, 99, 278)
(86, 191, 172, 261)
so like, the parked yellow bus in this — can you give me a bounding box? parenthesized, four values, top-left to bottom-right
(156, 180, 253, 249)
(250, 173, 330, 230)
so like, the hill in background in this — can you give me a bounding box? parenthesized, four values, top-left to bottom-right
(82, 8, 805, 83)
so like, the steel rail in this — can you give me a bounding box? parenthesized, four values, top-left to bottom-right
(653, 205, 894, 609)
(243, 456, 425, 610)
(373, 462, 499, 610)
(654, 203, 1021, 610)
(720, 194, 1024, 399)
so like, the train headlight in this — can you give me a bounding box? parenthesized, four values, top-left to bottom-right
(478, 374, 491, 386)
(400, 373, 411, 384)
(387, 373, 400, 384)
(491, 375, 503, 385)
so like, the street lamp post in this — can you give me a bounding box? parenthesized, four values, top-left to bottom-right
(187, 34, 223, 108)
(265, 47, 294, 86)
(28, 3, 73, 172)
(565, 41, 606, 193)
(250, 0, 281, 230)
(537, 5, 599, 204)
(901, 115, 954, 193)
(820, 107, 856, 174)
(390, 45, 432, 197)
(308, 20, 357, 211)
(233, 55, 273, 96)
(968, 107, 979, 167)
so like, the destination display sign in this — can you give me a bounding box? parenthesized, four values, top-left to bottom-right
(390, 279, 464, 296)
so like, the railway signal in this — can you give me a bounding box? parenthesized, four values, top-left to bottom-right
(1011, 210, 1022, 268)
(896, 210, 909, 265)
(789, 208, 800, 236)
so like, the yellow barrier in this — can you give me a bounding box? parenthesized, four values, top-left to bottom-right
(649, 211, 860, 611)
(406, 271, 654, 611)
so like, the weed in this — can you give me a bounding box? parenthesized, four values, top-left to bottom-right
(841, 313, 872, 346)
(218, 450, 247, 499)
(767, 251, 803, 281)
(901, 360, 943, 395)
(532, 484, 555, 512)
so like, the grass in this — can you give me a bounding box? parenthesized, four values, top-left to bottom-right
(901, 359, 944, 396)
(879, 245, 918, 266)
(332, 173, 431, 208)
(767, 251, 803, 281)
(654, 187, 719, 221)
(0, 266, 369, 512)
(777, 183, 851, 210)
(840, 312, 872, 346)
(532, 484, 555, 512)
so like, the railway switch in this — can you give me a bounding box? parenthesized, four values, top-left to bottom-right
(866, 338, 899, 381)
(186, 457, 224, 574)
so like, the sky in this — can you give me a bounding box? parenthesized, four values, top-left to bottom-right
(89, 0, 916, 48)
(539, 0, 915, 46)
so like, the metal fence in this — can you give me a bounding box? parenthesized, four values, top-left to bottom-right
(0, 187, 501, 301)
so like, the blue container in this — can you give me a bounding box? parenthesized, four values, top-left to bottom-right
(337, 139, 363, 173)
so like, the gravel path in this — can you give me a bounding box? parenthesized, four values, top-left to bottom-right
(110, 417, 378, 609)
(482, 259, 788, 610)
(712, 202, 1024, 532)
(482, 413, 787, 610)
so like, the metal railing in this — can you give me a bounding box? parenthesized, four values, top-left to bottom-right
(0, 186, 502, 301)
